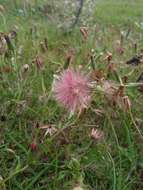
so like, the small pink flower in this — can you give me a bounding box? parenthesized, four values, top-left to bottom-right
(53, 69, 91, 113)
(91, 128, 104, 140)
(30, 140, 37, 151)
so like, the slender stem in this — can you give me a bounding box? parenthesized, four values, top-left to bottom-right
(70, 0, 83, 29)
(129, 110, 143, 140)
(124, 82, 143, 87)
(0, 12, 7, 31)
(2, 165, 28, 183)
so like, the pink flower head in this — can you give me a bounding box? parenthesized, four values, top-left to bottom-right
(91, 128, 104, 141)
(53, 69, 91, 113)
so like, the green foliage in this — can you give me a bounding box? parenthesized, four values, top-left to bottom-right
(1, 0, 143, 189)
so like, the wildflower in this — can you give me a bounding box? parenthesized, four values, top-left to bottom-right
(30, 139, 37, 151)
(103, 81, 131, 111)
(80, 27, 88, 41)
(121, 95, 131, 111)
(102, 80, 117, 101)
(91, 128, 104, 140)
(33, 56, 44, 70)
(53, 69, 91, 113)
(22, 64, 29, 72)
(39, 125, 57, 137)
(104, 52, 112, 62)
(91, 69, 105, 82)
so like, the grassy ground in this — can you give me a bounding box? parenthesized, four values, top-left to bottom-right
(1, 0, 143, 189)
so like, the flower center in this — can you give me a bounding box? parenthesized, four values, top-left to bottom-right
(73, 88, 80, 95)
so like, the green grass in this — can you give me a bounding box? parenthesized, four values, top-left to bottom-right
(1, 0, 143, 189)
(95, 0, 143, 25)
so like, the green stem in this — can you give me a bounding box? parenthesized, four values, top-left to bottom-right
(0, 12, 7, 31)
